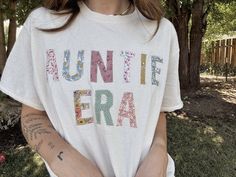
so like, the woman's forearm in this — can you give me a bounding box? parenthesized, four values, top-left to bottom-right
(20, 104, 82, 166)
(20, 104, 105, 177)
(150, 112, 167, 151)
(135, 112, 168, 177)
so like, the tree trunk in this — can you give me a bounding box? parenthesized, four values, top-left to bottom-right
(6, 0, 17, 57)
(167, 0, 191, 89)
(189, 0, 205, 89)
(0, 0, 7, 74)
(173, 10, 191, 89)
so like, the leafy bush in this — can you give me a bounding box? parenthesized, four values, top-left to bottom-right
(200, 63, 236, 76)
(0, 104, 20, 131)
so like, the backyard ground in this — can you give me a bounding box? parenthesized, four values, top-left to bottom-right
(0, 75, 235, 177)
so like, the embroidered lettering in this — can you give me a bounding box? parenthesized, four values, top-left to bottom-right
(90, 51, 113, 83)
(74, 90, 93, 125)
(95, 90, 114, 126)
(62, 50, 84, 81)
(117, 92, 137, 128)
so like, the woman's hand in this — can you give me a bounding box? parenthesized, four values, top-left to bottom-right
(135, 144, 168, 177)
(50, 147, 104, 177)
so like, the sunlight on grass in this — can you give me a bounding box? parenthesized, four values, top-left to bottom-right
(170, 112, 189, 120)
(0, 146, 49, 177)
(33, 153, 44, 166)
(167, 111, 236, 177)
(204, 125, 216, 135)
(22, 164, 31, 173)
(212, 135, 224, 145)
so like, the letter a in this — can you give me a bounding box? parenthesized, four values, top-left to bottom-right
(117, 92, 137, 128)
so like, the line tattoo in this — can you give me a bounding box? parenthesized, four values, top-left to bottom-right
(22, 113, 47, 119)
(48, 142, 55, 150)
(34, 139, 44, 153)
(23, 122, 52, 141)
(57, 151, 64, 161)
(21, 114, 55, 142)
(25, 117, 47, 123)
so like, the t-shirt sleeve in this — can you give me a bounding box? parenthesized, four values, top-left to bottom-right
(160, 23, 183, 112)
(0, 15, 45, 111)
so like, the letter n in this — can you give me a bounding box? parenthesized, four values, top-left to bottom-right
(90, 51, 113, 82)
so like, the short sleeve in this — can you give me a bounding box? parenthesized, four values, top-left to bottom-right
(160, 23, 183, 112)
(0, 15, 45, 111)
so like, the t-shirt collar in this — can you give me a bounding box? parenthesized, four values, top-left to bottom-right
(78, 1, 139, 23)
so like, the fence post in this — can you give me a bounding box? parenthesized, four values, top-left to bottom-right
(232, 39, 236, 67)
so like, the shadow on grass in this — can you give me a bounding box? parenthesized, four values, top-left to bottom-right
(0, 146, 49, 177)
(167, 113, 236, 177)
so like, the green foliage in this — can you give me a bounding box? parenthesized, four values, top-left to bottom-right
(204, 1, 236, 41)
(162, 0, 236, 40)
(0, 104, 20, 131)
(200, 63, 236, 76)
(0, 146, 49, 177)
(201, 1, 236, 77)
(16, 0, 42, 26)
(2, 0, 42, 26)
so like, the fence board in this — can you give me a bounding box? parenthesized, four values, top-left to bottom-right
(232, 39, 236, 67)
(215, 41, 220, 64)
(220, 40, 225, 64)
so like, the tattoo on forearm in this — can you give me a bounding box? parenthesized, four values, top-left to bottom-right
(21, 113, 55, 142)
(48, 142, 55, 150)
(22, 122, 51, 141)
(22, 113, 47, 119)
(25, 117, 47, 123)
(34, 139, 44, 153)
(57, 151, 64, 161)
(21, 113, 58, 155)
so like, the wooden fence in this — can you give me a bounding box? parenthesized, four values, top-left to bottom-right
(201, 38, 236, 67)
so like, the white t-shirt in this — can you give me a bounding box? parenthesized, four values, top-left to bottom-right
(0, 2, 183, 177)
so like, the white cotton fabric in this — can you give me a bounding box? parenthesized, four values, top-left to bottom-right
(0, 2, 183, 177)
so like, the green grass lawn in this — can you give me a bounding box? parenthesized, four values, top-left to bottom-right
(167, 112, 236, 177)
(0, 113, 235, 177)
(0, 146, 49, 177)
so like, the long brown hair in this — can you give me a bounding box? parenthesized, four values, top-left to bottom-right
(37, 0, 163, 36)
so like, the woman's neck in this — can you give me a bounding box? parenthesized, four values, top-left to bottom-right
(83, 0, 132, 15)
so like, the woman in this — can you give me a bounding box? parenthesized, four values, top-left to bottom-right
(0, 0, 183, 177)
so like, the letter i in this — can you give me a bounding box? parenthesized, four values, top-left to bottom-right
(140, 54, 146, 85)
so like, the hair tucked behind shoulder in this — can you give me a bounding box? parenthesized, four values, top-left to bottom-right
(37, 0, 163, 36)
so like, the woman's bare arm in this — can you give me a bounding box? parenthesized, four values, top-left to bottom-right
(21, 104, 104, 177)
(21, 104, 80, 165)
(150, 112, 167, 151)
(135, 112, 168, 177)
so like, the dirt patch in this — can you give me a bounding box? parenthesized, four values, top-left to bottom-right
(182, 78, 236, 120)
